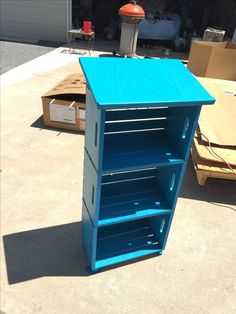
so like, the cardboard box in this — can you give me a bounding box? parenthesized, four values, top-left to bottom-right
(42, 73, 86, 132)
(196, 77, 236, 147)
(188, 41, 236, 80)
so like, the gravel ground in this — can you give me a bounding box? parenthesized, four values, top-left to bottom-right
(0, 40, 60, 74)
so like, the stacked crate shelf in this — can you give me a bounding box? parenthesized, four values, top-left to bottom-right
(80, 57, 215, 271)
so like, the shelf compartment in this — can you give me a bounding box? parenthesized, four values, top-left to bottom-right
(85, 98, 201, 172)
(103, 130, 183, 172)
(99, 167, 176, 226)
(103, 106, 200, 172)
(83, 154, 182, 226)
(95, 216, 169, 269)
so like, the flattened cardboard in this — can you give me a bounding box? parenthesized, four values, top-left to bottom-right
(193, 136, 236, 166)
(42, 73, 86, 132)
(197, 77, 236, 147)
(188, 41, 236, 80)
(192, 145, 236, 185)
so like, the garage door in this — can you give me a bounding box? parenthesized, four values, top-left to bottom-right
(0, 0, 70, 43)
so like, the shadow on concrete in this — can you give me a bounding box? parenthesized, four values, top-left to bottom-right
(1, 39, 62, 48)
(180, 158, 236, 208)
(3, 221, 161, 284)
(99, 53, 123, 58)
(3, 222, 91, 284)
(30, 115, 83, 136)
(62, 39, 188, 59)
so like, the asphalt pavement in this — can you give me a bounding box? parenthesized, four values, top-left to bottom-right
(0, 40, 60, 74)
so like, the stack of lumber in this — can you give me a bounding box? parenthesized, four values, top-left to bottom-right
(192, 77, 236, 185)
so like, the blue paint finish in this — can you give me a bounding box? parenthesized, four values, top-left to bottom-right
(103, 131, 184, 172)
(84, 87, 106, 171)
(94, 216, 168, 270)
(106, 107, 168, 121)
(80, 57, 215, 108)
(82, 201, 97, 269)
(85, 164, 183, 227)
(81, 57, 215, 271)
(161, 105, 202, 250)
(82, 150, 102, 224)
(95, 248, 161, 269)
(166, 105, 200, 159)
(155, 164, 183, 208)
(84, 104, 205, 173)
(98, 209, 171, 227)
(148, 215, 171, 249)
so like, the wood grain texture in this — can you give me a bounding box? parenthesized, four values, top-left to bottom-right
(80, 57, 215, 108)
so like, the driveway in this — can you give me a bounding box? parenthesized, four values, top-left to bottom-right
(0, 40, 60, 74)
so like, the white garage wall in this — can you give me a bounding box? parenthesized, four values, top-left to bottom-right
(0, 0, 70, 43)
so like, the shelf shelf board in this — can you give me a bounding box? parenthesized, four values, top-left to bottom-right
(96, 219, 162, 269)
(79, 57, 215, 109)
(98, 187, 171, 226)
(103, 131, 184, 172)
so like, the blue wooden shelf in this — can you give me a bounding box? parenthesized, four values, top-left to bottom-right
(81, 57, 215, 271)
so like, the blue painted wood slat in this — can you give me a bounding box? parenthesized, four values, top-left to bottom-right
(105, 107, 168, 121)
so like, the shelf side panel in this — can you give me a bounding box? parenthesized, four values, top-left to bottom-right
(161, 161, 189, 250)
(83, 150, 101, 224)
(155, 164, 183, 208)
(82, 201, 97, 269)
(159, 107, 202, 251)
(84, 86, 105, 171)
(148, 214, 171, 250)
(166, 105, 201, 160)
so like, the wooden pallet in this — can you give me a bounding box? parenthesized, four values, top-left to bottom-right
(191, 145, 236, 185)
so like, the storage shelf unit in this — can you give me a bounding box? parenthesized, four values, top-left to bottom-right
(80, 57, 215, 271)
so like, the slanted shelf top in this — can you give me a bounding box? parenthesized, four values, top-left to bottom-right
(79, 57, 215, 109)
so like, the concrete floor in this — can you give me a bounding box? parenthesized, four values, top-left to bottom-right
(1, 46, 236, 314)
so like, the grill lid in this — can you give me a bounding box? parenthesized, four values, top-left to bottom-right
(119, 0, 145, 18)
